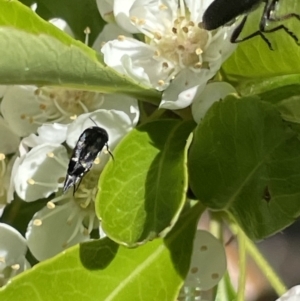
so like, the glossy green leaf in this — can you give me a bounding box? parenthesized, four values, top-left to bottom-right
(19, 0, 105, 45)
(97, 119, 195, 246)
(0, 0, 160, 103)
(189, 95, 300, 240)
(222, 1, 300, 81)
(0, 203, 204, 301)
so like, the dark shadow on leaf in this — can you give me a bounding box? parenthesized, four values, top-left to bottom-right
(136, 120, 195, 243)
(79, 237, 119, 270)
(162, 204, 202, 279)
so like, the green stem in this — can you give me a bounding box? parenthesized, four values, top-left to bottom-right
(209, 215, 222, 239)
(237, 228, 247, 301)
(228, 219, 287, 297)
(245, 236, 287, 296)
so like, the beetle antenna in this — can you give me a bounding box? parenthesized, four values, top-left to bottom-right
(88, 117, 98, 127)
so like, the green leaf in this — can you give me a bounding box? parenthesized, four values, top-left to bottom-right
(97, 119, 195, 246)
(189, 95, 300, 240)
(19, 0, 105, 45)
(0, 0, 160, 103)
(238, 75, 300, 101)
(0, 203, 204, 301)
(222, 1, 300, 81)
(238, 75, 300, 123)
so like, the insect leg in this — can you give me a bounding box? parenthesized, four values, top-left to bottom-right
(105, 144, 114, 161)
(231, 14, 273, 50)
(260, 0, 300, 46)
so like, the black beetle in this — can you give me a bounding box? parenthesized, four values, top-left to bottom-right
(202, 0, 300, 50)
(63, 123, 113, 194)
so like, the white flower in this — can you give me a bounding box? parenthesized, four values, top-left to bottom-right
(100, 0, 236, 110)
(178, 230, 227, 300)
(0, 223, 30, 286)
(12, 97, 139, 261)
(1, 86, 111, 137)
(276, 286, 300, 301)
(191, 82, 236, 123)
(0, 118, 20, 211)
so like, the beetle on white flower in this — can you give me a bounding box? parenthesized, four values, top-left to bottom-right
(12, 98, 139, 261)
(98, 0, 236, 110)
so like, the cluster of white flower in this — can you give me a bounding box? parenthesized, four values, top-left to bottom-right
(97, 0, 236, 111)
(0, 0, 238, 295)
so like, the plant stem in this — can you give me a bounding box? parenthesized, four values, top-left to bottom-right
(245, 236, 287, 296)
(228, 218, 287, 297)
(237, 228, 247, 301)
(209, 214, 222, 239)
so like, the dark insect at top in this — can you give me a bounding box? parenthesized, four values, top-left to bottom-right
(63, 126, 112, 194)
(202, 0, 300, 50)
(202, 0, 262, 30)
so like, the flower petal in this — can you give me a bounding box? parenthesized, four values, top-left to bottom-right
(0, 117, 20, 154)
(1, 86, 43, 137)
(160, 69, 207, 109)
(14, 144, 69, 202)
(96, 0, 114, 22)
(0, 223, 28, 284)
(102, 37, 174, 89)
(129, 0, 177, 34)
(0, 223, 27, 264)
(276, 286, 300, 301)
(98, 94, 139, 126)
(113, 0, 139, 33)
(26, 203, 89, 261)
(93, 23, 133, 52)
(185, 230, 226, 290)
(49, 18, 74, 36)
(20, 123, 68, 152)
(0, 86, 8, 98)
(192, 82, 236, 123)
(185, 0, 213, 23)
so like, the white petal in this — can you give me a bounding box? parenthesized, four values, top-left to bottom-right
(21, 123, 68, 150)
(129, 0, 177, 34)
(96, 0, 114, 22)
(102, 38, 174, 89)
(192, 82, 236, 123)
(98, 94, 139, 126)
(0, 223, 27, 267)
(4, 156, 17, 204)
(8, 157, 21, 203)
(0, 86, 8, 98)
(14, 144, 69, 202)
(185, 0, 213, 23)
(185, 230, 226, 290)
(93, 23, 133, 52)
(102, 38, 151, 86)
(1, 86, 42, 137)
(204, 26, 237, 64)
(160, 69, 207, 110)
(113, 0, 139, 33)
(0, 117, 20, 154)
(276, 286, 300, 301)
(26, 203, 89, 261)
(49, 18, 74, 37)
